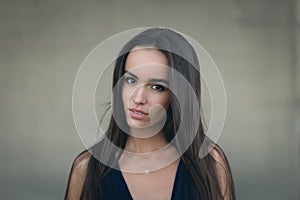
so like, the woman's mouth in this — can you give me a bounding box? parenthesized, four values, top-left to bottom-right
(129, 108, 148, 120)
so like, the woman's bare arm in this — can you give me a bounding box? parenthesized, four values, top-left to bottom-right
(65, 151, 90, 200)
(210, 145, 235, 200)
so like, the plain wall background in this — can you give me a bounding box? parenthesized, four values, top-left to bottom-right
(1, 0, 299, 199)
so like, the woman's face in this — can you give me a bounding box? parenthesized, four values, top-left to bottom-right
(122, 47, 171, 131)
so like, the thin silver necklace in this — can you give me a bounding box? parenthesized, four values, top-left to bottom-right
(119, 145, 174, 176)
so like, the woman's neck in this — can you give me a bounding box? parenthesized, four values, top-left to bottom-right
(125, 130, 168, 153)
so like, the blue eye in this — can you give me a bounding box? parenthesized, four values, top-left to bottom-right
(124, 77, 137, 85)
(152, 85, 165, 92)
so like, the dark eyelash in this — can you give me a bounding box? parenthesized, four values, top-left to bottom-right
(152, 85, 166, 92)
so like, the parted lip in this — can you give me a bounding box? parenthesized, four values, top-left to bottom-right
(129, 108, 149, 115)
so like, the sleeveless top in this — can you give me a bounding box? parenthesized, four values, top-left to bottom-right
(99, 159, 197, 199)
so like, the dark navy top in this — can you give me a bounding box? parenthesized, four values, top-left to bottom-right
(99, 159, 197, 199)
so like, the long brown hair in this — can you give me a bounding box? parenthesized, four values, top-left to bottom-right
(65, 28, 236, 200)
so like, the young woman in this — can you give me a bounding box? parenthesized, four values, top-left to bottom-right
(65, 28, 236, 200)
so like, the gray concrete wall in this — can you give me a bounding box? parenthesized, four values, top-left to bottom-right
(0, 0, 299, 199)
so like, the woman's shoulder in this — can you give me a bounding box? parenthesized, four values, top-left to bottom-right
(72, 150, 91, 170)
(209, 144, 227, 163)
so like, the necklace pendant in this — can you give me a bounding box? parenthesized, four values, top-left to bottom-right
(144, 169, 150, 175)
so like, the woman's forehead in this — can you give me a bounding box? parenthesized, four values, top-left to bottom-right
(126, 47, 168, 68)
(124, 48, 169, 80)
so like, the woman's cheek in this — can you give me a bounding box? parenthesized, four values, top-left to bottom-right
(122, 87, 130, 103)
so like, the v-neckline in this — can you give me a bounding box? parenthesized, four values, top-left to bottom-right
(117, 159, 182, 200)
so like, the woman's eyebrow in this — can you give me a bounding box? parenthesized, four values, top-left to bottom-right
(124, 70, 169, 85)
(148, 78, 169, 85)
(124, 70, 138, 79)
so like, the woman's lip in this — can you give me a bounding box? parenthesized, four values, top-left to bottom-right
(128, 108, 149, 120)
(129, 108, 148, 115)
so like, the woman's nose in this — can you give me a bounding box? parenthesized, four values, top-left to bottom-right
(131, 85, 147, 104)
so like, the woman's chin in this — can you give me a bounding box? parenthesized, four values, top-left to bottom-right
(127, 121, 151, 130)
(126, 120, 165, 138)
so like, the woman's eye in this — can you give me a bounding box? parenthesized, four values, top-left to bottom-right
(152, 85, 165, 92)
(125, 77, 137, 85)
